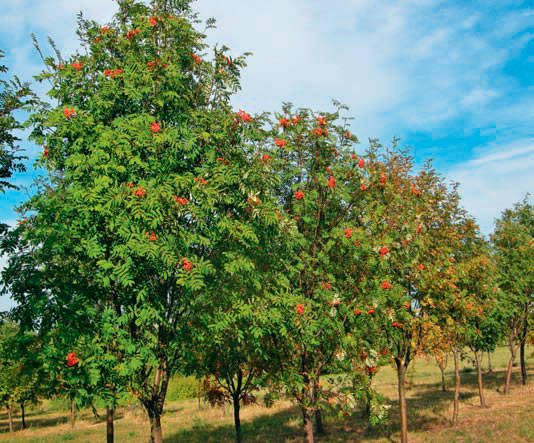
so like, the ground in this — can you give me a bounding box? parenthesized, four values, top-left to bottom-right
(1, 346, 532, 442)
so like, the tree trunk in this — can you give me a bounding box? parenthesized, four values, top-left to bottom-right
(395, 359, 408, 443)
(473, 351, 487, 408)
(233, 394, 242, 443)
(520, 338, 527, 385)
(504, 345, 516, 394)
(70, 396, 75, 428)
(106, 406, 114, 443)
(364, 397, 371, 417)
(20, 401, 26, 429)
(452, 348, 460, 425)
(315, 409, 325, 435)
(7, 404, 13, 432)
(519, 301, 529, 385)
(439, 364, 446, 392)
(363, 372, 374, 417)
(303, 409, 314, 443)
(487, 351, 492, 373)
(148, 411, 163, 443)
(144, 364, 170, 443)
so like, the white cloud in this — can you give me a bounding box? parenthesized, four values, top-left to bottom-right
(470, 143, 534, 166)
(449, 138, 534, 235)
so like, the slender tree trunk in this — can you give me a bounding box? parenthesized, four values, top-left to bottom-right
(198, 379, 202, 410)
(232, 394, 242, 443)
(473, 351, 487, 408)
(395, 359, 408, 443)
(487, 351, 492, 373)
(148, 411, 163, 443)
(520, 339, 527, 385)
(504, 345, 516, 394)
(519, 301, 529, 385)
(315, 409, 325, 435)
(7, 404, 13, 432)
(363, 372, 374, 417)
(20, 401, 26, 429)
(106, 406, 114, 443)
(303, 409, 314, 443)
(144, 364, 170, 443)
(452, 348, 460, 425)
(364, 397, 371, 417)
(439, 364, 447, 392)
(70, 397, 75, 428)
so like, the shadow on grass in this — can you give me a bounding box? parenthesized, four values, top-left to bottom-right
(163, 405, 185, 415)
(163, 366, 533, 443)
(440, 364, 533, 394)
(162, 386, 471, 443)
(0, 415, 68, 434)
(165, 405, 302, 443)
(162, 368, 533, 442)
(0, 409, 126, 435)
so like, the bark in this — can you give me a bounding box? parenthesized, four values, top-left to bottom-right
(487, 351, 492, 373)
(519, 301, 529, 385)
(20, 401, 26, 429)
(473, 351, 487, 408)
(70, 396, 75, 428)
(303, 409, 314, 443)
(520, 340, 527, 385)
(504, 345, 516, 394)
(144, 364, 170, 443)
(396, 359, 408, 443)
(363, 372, 374, 417)
(452, 348, 460, 426)
(148, 412, 163, 443)
(315, 409, 325, 435)
(233, 394, 242, 443)
(7, 405, 13, 432)
(439, 364, 447, 392)
(364, 398, 371, 418)
(106, 406, 114, 443)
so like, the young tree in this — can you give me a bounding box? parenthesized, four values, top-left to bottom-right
(0, 320, 45, 432)
(452, 232, 499, 410)
(186, 197, 281, 443)
(346, 142, 460, 443)
(492, 196, 534, 391)
(258, 102, 373, 443)
(429, 215, 484, 425)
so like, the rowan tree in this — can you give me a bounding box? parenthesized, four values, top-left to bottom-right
(491, 196, 534, 392)
(256, 102, 381, 443)
(450, 224, 498, 411)
(185, 162, 282, 443)
(0, 320, 46, 432)
(344, 140, 458, 443)
(421, 206, 483, 425)
(6, 1, 278, 442)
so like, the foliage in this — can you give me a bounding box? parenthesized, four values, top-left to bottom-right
(0, 49, 37, 194)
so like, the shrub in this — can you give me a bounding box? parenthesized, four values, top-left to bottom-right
(166, 375, 201, 401)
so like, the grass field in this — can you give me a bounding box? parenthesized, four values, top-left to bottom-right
(1, 346, 533, 442)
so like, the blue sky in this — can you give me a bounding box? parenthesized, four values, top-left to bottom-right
(0, 0, 532, 308)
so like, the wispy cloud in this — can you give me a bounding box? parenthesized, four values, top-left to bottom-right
(449, 137, 534, 235)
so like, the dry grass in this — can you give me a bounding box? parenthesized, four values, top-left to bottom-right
(1, 346, 532, 442)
